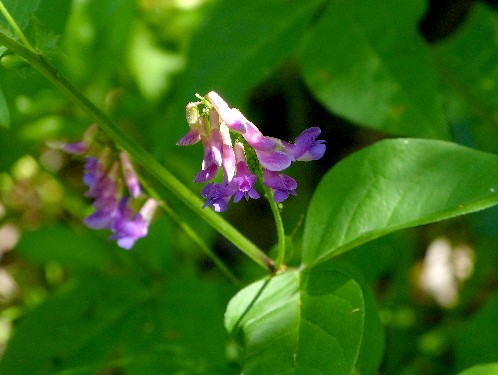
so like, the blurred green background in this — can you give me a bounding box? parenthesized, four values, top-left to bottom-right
(0, 0, 498, 373)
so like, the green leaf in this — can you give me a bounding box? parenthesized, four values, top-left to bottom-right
(0, 0, 40, 30)
(0, 85, 9, 127)
(457, 363, 498, 375)
(225, 266, 364, 374)
(301, 0, 447, 139)
(352, 278, 384, 375)
(303, 139, 498, 266)
(154, 0, 323, 154)
(433, 4, 498, 130)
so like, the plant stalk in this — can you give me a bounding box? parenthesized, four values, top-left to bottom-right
(0, 30, 275, 273)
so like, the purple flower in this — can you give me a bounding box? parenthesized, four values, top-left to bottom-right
(230, 142, 260, 202)
(207, 91, 247, 133)
(177, 103, 202, 146)
(109, 198, 149, 250)
(62, 124, 98, 155)
(283, 127, 326, 161)
(82, 159, 120, 229)
(194, 127, 223, 182)
(263, 169, 298, 203)
(242, 121, 293, 172)
(57, 125, 157, 249)
(179, 92, 326, 211)
(231, 162, 260, 202)
(120, 151, 141, 198)
(63, 141, 89, 155)
(201, 181, 236, 212)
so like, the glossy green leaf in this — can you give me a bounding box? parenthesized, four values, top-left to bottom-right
(457, 364, 498, 375)
(303, 139, 498, 266)
(0, 0, 40, 30)
(301, 0, 447, 138)
(0, 86, 9, 127)
(225, 266, 364, 374)
(154, 0, 322, 154)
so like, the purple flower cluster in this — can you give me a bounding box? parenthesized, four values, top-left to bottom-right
(61, 125, 158, 249)
(177, 92, 325, 212)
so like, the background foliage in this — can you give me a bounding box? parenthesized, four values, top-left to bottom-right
(1, 0, 498, 374)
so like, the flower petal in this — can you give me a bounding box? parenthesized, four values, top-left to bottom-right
(177, 129, 201, 146)
(255, 149, 293, 171)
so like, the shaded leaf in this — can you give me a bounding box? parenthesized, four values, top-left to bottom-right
(433, 4, 498, 131)
(301, 0, 447, 138)
(303, 139, 498, 266)
(225, 266, 364, 374)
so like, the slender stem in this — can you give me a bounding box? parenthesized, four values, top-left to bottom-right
(0, 1, 34, 51)
(0, 30, 275, 273)
(265, 186, 286, 270)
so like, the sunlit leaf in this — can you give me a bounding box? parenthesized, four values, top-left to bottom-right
(303, 139, 498, 266)
(225, 266, 364, 374)
(301, 0, 447, 138)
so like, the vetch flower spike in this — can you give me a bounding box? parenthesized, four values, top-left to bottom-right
(178, 92, 326, 211)
(57, 124, 158, 249)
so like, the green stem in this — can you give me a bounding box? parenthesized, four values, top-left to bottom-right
(0, 30, 275, 273)
(263, 184, 286, 270)
(0, 1, 34, 51)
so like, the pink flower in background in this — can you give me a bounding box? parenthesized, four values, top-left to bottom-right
(58, 125, 157, 250)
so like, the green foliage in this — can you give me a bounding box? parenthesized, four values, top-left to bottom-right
(225, 266, 364, 374)
(0, 0, 498, 374)
(301, 0, 447, 139)
(303, 139, 498, 265)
